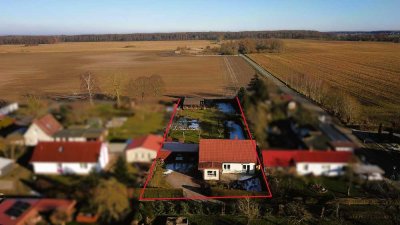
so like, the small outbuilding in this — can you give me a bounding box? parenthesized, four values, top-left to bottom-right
(182, 97, 205, 109)
(0, 157, 14, 176)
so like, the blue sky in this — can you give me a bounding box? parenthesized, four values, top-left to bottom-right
(0, 0, 399, 35)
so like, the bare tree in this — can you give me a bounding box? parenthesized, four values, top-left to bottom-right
(110, 74, 122, 108)
(80, 71, 100, 105)
(237, 198, 260, 225)
(148, 74, 166, 97)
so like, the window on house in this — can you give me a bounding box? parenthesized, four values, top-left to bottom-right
(207, 170, 217, 177)
(223, 164, 231, 170)
(134, 153, 138, 159)
(148, 153, 152, 159)
(322, 165, 330, 171)
(304, 164, 308, 171)
(80, 163, 88, 169)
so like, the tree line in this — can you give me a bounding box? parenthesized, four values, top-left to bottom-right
(1, 30, 399, 45)
(217, 38, 285, 55)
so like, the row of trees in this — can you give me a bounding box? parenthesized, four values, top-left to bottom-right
(0, 30, 326, 45)
(281, 74, 361, 124)
(2, 30, 398, 45)
(219, 38, 285, 55)
(238, 74, 271, 148)
(79, 72, 166, 106)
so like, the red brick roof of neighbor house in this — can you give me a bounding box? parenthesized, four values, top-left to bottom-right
(33, 114, 63, 136)
(126, 135, 163, 152)
(31, 141, 103, 163)
(0, 198, 76, 225)
(262, 150, 352, 167)
(158, 149, 172, 160)
(199, 139, 257, 167)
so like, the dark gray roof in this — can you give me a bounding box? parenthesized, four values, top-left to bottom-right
(163, 142, 199, 153)
(54, 128, 105, 139)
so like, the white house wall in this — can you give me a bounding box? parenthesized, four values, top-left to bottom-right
(126, 147, 157, 163)
(221, 163, 256, 174)
(98, 144, 109, 169)
(0, 103, 18, 116)
(24, 123, 53, 146)
(203, 169, 220, 180)
(33, 162, 100, 174)
(296, 162, 346, 176)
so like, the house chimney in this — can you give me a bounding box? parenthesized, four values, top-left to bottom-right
(58, 146, 64, 153)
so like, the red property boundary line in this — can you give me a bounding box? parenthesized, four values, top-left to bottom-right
(139, 97, 272, 201)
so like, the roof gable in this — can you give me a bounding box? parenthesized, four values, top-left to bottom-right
(33, 114, 63, 136)
(126, 135, 163, 152)
(31, 141, 103, 163)
(199, 139, 257, 164)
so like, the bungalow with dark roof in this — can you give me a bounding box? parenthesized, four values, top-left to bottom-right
(30, 141, 109, 174)
(262, 150, 353, 176)
(198, 139, 257, 180)
(24, 114, 63, 146)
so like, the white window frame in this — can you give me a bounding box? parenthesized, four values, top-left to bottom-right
(207, 170, 217, 177)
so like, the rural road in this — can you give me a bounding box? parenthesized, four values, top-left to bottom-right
(240, 54, 363, 146)
(240, 54, 327, 117)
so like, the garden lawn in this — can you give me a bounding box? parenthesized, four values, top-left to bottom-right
(109, 106, 165, 140)
(169, 108, 232, 143)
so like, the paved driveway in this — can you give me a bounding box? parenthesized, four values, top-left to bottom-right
(165, 171, 206, 198)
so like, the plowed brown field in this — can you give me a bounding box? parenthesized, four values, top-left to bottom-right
(0, 41, 255, 100)
(249, 39, 400, 124)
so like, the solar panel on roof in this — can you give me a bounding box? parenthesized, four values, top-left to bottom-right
(5, 201, 31, 218)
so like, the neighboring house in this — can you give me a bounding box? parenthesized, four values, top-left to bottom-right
(0, 157, 14, 176)
(30, 141, 109, 175)
(24, 114, 63, 146)
(198, 139, 257, 180)
(353, 164, 384, 181)
(262, 150, 353, 176)
(125, 135, 163, 163)
(0, 100, 18, 117)
(329, 140, 356, 152)
(0, 198, 75, 225)
(53, 128, 108, 142)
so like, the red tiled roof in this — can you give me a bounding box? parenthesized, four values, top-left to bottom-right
(126, 135, 163, 152)
(262, 150, 298, 167)
(33, 114, 63, 136)
(262, 150, 352, 167)
(31, 141, 103, 163)
(157, 149, 172, 160)
(296, 151, 352, 163)
(0, 198, 75, 225)
(199, 139, 257, 166)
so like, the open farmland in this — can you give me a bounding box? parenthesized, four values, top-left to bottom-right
(249, 39, 400, 125)
(0, 41, 255, 101)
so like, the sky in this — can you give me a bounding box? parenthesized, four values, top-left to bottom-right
(0, 0, 399, 35)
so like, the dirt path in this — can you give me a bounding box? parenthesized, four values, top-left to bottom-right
(221, 56, 240, 97)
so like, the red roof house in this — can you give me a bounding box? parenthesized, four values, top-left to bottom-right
(198, 139, 257, 180)
(30, 141, 109, 174)
(262, 150, 353, 176)
(125, 135, 164, 163)
(0, 198, 76, 225)
(24, 114, 63, 146)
